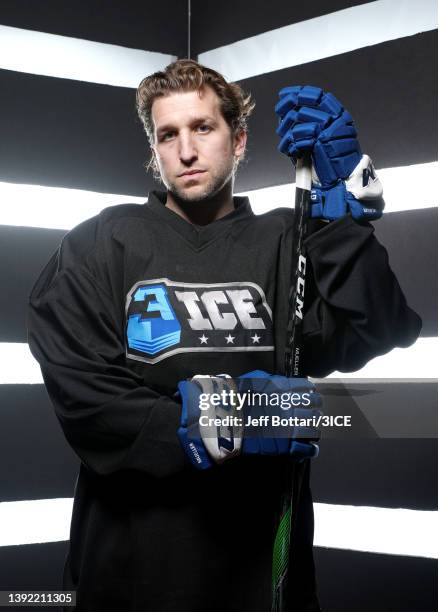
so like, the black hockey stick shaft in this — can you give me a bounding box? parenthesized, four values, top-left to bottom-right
(271, 153, 312, 611)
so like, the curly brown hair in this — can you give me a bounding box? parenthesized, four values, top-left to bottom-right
(136, 59, 255, 175)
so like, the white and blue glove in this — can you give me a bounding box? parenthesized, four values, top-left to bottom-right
(275, 85, 384, 221)
(177, 370, 322, 470)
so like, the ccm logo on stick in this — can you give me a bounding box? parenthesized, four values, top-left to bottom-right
(295, 255, 306, 320)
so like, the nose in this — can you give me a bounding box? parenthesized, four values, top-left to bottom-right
(179, 131, 198, 165)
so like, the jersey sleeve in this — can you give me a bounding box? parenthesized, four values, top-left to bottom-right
(27, 240, 189, 479)
(300, 215, 422, 377)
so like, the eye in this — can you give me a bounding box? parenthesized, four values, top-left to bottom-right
(160, 131, 176, 142)
(197, 124, 212, 134)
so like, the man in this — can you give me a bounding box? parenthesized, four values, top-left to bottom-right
(27, 60, 421, 611)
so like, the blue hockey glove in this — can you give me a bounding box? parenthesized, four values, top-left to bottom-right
(275, 85, 384, 221)
(177, 375, 240, 469)
(177, 371, 322, 470)
(238, 370, 321, 460)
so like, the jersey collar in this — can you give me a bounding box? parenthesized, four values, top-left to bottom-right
(145, 190, 254, 251)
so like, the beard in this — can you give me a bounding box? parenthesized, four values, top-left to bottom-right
(162, 158, 235, 205)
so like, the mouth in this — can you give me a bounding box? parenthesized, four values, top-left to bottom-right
(179, 170, 206, 178)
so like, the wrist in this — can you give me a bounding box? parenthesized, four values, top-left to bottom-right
(177, 379, 213, 470)
(177, 424, 213, 470)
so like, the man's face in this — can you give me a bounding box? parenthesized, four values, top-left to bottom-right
(151, 86, 246, 203)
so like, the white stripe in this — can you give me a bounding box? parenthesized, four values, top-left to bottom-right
(198, 0, 438, 82)
(1, 498, 437, 558)
(237, 162, 438, 216)
(1, 161, 436, 230)
(314, 503, 438, 559)
(0, 25, 174, 88)
(0, 498, 72, 546)
(0, 338, 435, 385)
(0, 182, 145, 230)
(0, 344, 44, 384)
(326, 338, 437, 379)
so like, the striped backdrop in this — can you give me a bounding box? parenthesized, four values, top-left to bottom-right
(1, 1, 437, 610)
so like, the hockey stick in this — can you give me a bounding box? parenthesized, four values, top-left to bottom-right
(271, 153, 312, 611)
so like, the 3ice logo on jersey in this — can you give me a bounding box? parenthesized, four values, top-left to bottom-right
(126, 278, 274, 364)
(126, 284, 181, 356)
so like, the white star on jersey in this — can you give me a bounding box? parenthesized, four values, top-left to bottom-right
(199, 334, 209, 344)
(251, 333, 261, 344)
(225, 334, 235, 344)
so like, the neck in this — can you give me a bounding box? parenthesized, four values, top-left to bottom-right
(165, 180, 235, 226)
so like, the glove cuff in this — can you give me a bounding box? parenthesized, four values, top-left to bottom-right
(177, 380, 213, 470)
(177, 426, 213, 470)
(345, 154, 383, 200)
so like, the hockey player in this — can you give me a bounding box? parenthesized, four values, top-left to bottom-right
(27, 60, 421, 611)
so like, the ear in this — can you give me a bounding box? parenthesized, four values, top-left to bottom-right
(233, 129, 247, 159)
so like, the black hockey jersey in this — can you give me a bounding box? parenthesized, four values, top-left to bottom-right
(27, 191, 421, 611)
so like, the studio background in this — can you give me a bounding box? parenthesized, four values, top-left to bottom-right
(1, 1, 437, 610)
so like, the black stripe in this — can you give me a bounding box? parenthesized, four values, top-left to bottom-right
(316, 380, 438, 441)
(0, 68, 157, 195)
(0, 0, 187, 56)
(1, 381, 437, 508)
(372, 208, 438, 337)
(2, 209, 436, 344)
(0, 541, 68, 590)
(0, 541, 436, 609)
(311, 381, 438, 510)
(0, 226, 65, 343)
(0, 70, 157, 196)
(315, 548, 438, 611)
(191, 0, 374, 56)
(0, 385, 78, 502)
(234, 29, 438, 193)
(2, 31, 437, 198)
(312, 440, 438, 510)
